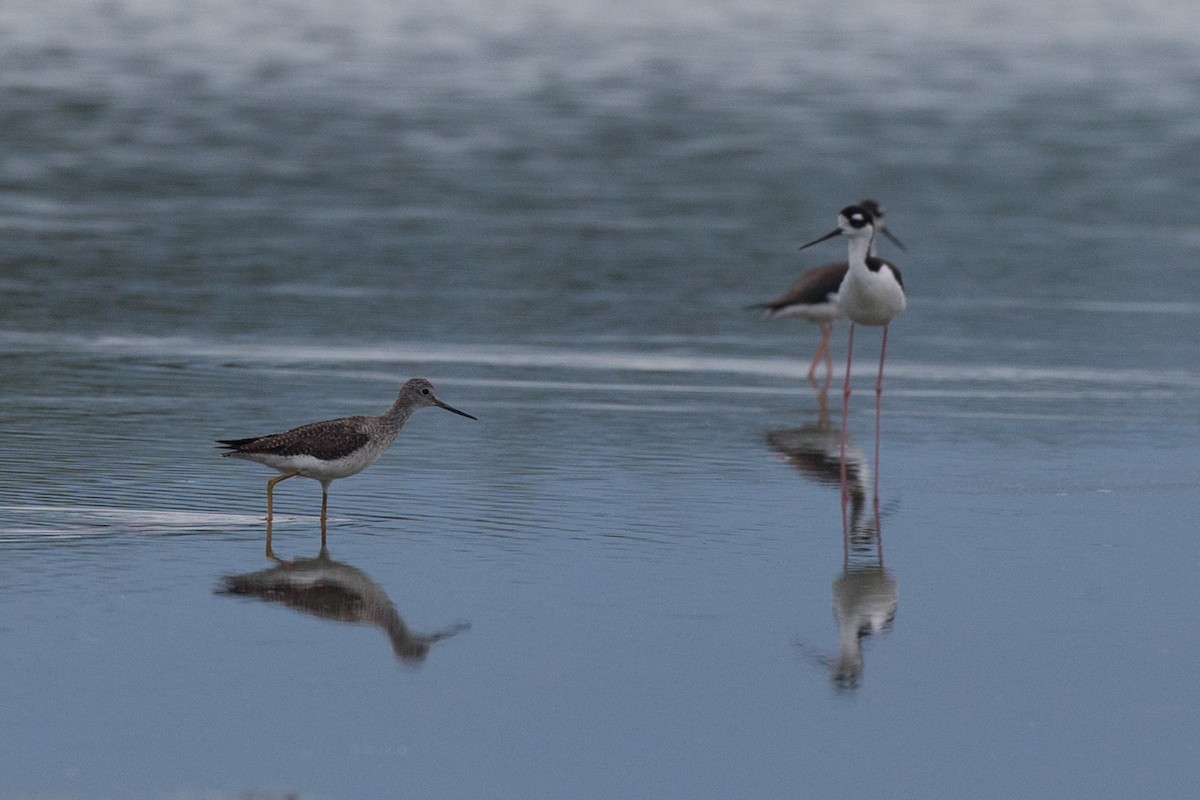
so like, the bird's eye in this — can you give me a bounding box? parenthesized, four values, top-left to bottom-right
(421, 388, 431, 395)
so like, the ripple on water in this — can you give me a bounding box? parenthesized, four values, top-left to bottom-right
(0, 504, 266, 543)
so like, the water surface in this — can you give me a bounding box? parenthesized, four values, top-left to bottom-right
(3, 1, 1200, 798)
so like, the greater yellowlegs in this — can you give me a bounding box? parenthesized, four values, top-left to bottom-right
(750, 200, 904, 385)
(218, 377, 476, 527)
(800, 205, 906, 505)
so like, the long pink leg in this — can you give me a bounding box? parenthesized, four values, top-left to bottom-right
(840, 323, 856, 522)
(873, 325, 889, 508)
(816, 371, 830, 424)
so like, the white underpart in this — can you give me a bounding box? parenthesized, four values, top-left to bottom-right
(836, 228, 906, 326)
(229, 435, 397, 482)
(775, 299, 840, 322)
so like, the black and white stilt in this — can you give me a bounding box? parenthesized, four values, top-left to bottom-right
(800, 204, 906, 509)
(750, 200, 903, 387)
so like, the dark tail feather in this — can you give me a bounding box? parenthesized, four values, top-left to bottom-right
(216, 436, 261, 451)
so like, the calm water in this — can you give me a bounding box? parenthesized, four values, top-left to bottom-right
(3, 1, 1200, 798)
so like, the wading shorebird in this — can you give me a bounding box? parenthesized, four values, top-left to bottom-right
(218, 378, 476, 528)
(800, 205, 906, 506)
(750, 200, 904, 385)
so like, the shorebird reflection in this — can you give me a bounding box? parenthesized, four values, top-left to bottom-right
(766, 414, 867, 503)
(768, 408, 897, 692)
(217, 544, 469, 665)
(829, 514, 896, 691)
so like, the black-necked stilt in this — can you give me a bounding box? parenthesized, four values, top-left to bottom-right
(750, 200, 903, 385)
(218, 378, 476, 529)
(800, 204, 906, 505)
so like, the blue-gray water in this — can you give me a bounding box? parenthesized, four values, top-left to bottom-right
(3, 1, 1200, 798)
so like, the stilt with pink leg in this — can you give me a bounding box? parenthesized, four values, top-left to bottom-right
(800, 204, 906, 509)
(749, 200, 903, 389)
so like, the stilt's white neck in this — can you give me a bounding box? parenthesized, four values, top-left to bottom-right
(846, 229, 875, 270)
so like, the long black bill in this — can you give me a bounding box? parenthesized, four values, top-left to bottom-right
(799, 228, 842, 251)
(434, 398, 478, 420)
(879, 225, 906, 251)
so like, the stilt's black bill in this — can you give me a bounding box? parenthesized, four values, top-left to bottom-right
(880, 225, 906, 251)
(799, 228, 842, 250)
(435, 399, 478, 420)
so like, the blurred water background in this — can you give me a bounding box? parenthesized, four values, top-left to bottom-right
(2, 0, 1199, 798)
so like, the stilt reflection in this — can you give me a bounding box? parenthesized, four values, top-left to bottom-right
(768, 392, 897, 692)
(217, 539, 469, 665)
(830, 511, 896, 691)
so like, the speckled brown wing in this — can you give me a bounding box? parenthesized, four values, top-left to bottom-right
(217, 416, 372, 461)
(220, 575, 370, 622)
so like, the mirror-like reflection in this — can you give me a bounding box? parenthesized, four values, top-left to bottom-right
(765, 401, 862, 502)
(830, 516, 896, 691)
(768, 389, 898, 692)
(217, 539, 469, 665)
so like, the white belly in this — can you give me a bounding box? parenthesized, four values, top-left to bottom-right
(837, 271, 906, 326)
(775, 299, 842, 323)
(237, 447, 386, 482)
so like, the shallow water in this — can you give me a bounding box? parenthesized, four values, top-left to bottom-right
(3, 1, 1200, 798)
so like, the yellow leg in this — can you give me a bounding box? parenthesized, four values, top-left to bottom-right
(266, 471, 300, 523)
(265, 520, 283, 562)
